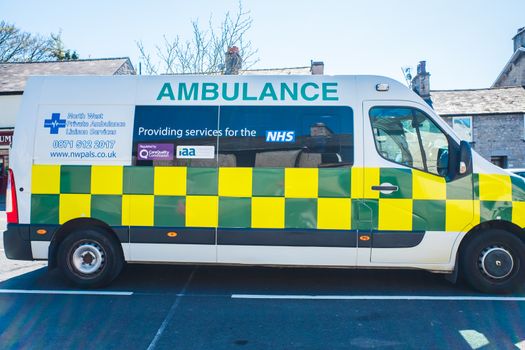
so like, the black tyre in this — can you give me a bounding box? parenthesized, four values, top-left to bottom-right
(57, 227, 124, 288)
(461, 229, 525, 294)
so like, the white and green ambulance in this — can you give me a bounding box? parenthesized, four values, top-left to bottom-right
(4, 75, 525, 293)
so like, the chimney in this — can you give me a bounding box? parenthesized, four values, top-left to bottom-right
(311, 61, 324, 75)
(411, 61, 432, 107)
(513, 27, 525, 53)
(224, 46, 242, 75)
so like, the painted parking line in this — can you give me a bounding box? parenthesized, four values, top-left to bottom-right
(0, 289, 133, 296)
(231, 294, 525, 301)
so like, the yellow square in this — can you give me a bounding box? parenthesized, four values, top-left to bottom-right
(32, 165, 60, 194)
(317, 198, 351, 230)
(59, 194, 91, 224)
(412, 170, 446, 200)
(352, 167, 380, 199)
(218, 167, 252, 197)
(285, 168, 318, 198)
(446, 199, 477, 232)
(122, 195, 154, 226)
(378, 199, 412, 231)
(351, 167, 364, 198)
(91, 166, 123, 194)
(154, 167, 187, 195)
(186, 196, 218, 227)
(479, 174, 512, 201)
(251, 197, 285, 228)
(512, 201, 525, 228)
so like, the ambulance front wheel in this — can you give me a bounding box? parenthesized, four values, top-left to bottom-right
(461, 229, 525, 294)
(57, 228, 124, 288)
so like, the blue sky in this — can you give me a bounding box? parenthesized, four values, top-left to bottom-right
(1, 0, 523, 89)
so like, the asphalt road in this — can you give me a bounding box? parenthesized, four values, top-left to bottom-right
(1, 209, 525, 350)
(0, 262, 525, 350)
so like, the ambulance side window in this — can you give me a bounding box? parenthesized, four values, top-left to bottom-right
(219, 106, 354, 168)
(132, 106, 219, 167)
(369, 107, 449, 176)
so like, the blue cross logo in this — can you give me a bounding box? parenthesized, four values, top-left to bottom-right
(44, 113, 66, 134)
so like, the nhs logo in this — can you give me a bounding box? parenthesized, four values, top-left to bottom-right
(176, 145, 215, 159)
(265, 131, 295, 143)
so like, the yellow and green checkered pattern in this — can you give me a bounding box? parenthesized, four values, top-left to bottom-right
(30, 165, 525, 232)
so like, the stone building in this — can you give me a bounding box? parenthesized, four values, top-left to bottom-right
(493, 27, 525, 88)
(412, 27, 525, 169)
(431, 87, 525, 168)
(0, 57, 135, 189)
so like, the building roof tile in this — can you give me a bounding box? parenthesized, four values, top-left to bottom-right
(431, 86, 525, 116)
(0, 57, 134, 93)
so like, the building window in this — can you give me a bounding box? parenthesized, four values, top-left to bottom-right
(452, 116, 472, 142)
(491, 155, 508, 169)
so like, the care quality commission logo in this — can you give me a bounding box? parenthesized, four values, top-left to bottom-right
(43, 113, 66, 134)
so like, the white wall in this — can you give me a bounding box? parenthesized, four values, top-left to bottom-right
(0, 95, 22, 128)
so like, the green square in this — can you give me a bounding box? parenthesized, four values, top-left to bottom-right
(473, 173, 479, 200)
(187, 167, 218, 195)
(318, 167, 351, 197)
(252, 168, 284, 197)
(285, 198, 317, 229)
(31, 194, 59, 224)
(447, 174, 474, 200)
(413, 200, 446, 231)
(219, 197, 251, 228)
(91, 195, 122, 226)
(354, 199, 378, 230)
(154, 196, 185, 227)
(124, 167, 154, 194)
(60, 165, 91, 194)
(379, 168, 412, 199)
(480, 201, 512, 222)
(511, 176, 525, 201)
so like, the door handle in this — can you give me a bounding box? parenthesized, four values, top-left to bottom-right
(371, 183, 399, 195)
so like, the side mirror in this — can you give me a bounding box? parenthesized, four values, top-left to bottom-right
(458, 140, 472, 176)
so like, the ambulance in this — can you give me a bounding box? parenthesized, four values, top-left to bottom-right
(4, 75, 525, 293)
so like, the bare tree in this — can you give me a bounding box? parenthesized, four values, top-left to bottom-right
(137, 1, 258, 75)
(0, 21, 78, 63)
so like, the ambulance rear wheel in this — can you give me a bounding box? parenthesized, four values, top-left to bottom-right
(58, 228, 124, 288)
(461, 229, 525, 294)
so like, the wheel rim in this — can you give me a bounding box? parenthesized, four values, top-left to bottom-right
(71, 241, 105, 275)
(478, 245, 514, 280)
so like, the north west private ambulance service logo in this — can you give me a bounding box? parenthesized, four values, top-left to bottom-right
(44, 113, 66, 134)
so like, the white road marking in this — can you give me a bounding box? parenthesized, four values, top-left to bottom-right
(147, 268, 197, 350)
(231, 294, 525, 301)
(0, 289, 133, 296)
(459, 330, 490, 349)
(516, 340, 525, 349)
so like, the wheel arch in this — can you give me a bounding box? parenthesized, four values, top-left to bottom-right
(48, 218, 124, 269)
(448, 220, 525, 283)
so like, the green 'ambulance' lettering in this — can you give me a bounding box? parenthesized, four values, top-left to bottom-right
(322, 82, 339, 101)
(301, 82, 319, 101)
(157, 81, 339, 102)
(259, 83, 278, 100)
(222, 82, 239, 101)
(157, 83, 175, 100)
(280, 83, 298, 100)
(242, 82, 257, 101)
(202, 83, 219, 100)
(178, 83, 198, 100)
